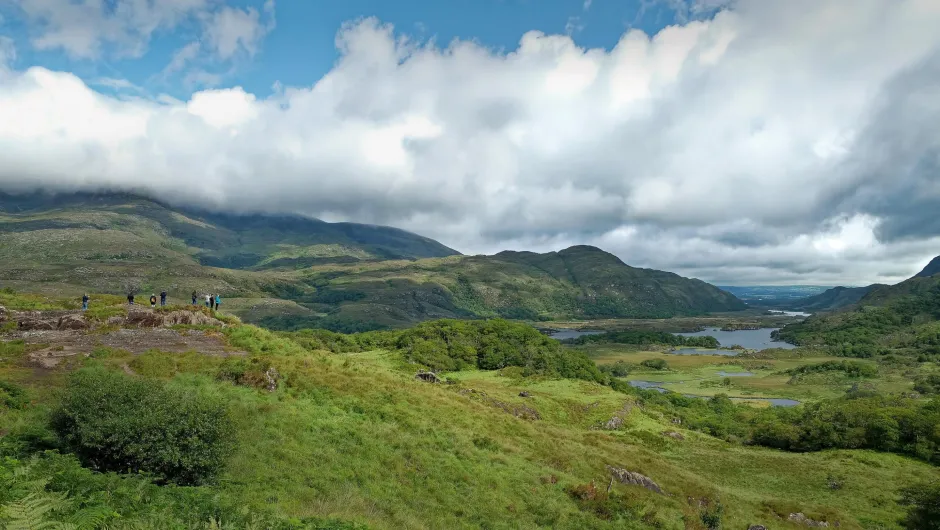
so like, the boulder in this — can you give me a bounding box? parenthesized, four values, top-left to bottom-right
(161, 310, 220, 327)
(602, 416, 624, 430)
(519, 391, 532, 397)
(0, 305, 6, 323)
(17, 315, 57, 331)
(747, 526, 768, 530)
(788, 513, 829, 528)
(605, 465, 663, 495)
(57, 314, 89, 330)
(263, 367, 280, 392)
(415, 371, 441, 383)
(662, 430, 685, 441)
(125, 309, 164, 328)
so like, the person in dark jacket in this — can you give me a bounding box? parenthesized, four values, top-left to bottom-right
(160, 291, 167, 307)
(149, 294, 157, 308)
(192, 291, 198, 305)
(127, 293, 134, 305)
(82, 294, 89, 311)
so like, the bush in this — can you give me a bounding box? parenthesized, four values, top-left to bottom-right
(640, 359, 668, 371)
(899, 481, 940, 530)
(51, 368, 235, 485)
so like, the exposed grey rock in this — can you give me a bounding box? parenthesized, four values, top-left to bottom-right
(415, 371, 441, 383)
(263, 367, 280, 392)
(788, 513, 829, 527)
(606, 465, 663, 494)
(662, 430, 685, 440)
(519, 391, 531, 397)
(603, 416, 624, 430)
(57, 314, 89, 330)
(0, 305, 7, 323)
(747, 526, 768, 530)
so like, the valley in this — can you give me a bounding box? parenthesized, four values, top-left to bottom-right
(1, 192, 939, 529)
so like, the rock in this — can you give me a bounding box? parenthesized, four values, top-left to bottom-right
(263, 367, 280, 392)
(161, 310, 220, 327)
(747, 526, 768, 530)
(125, 309, 164, 328)
(602, 416, 624, 430)
(0, 305, 6, 323)
(605, 465, 663, 495)
(57, 314, 88, 330)
(671, 417, 682, 425)
(17, 315, 57, 331)
(662, 430, 685, 441)
(106, 316, 125, 326)
(788, 513, 829, 528)
(415, 371, 441, 383)
(519, 391, 531, 397)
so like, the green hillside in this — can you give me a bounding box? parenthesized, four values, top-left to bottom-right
(788, 285, 882, 312)
(0, 192, 459, 270)
(0, 194, 746, 331)
(915, 256, 940, 278)
(773, 262, 940, 359)
(267, 245, 746, 331)
(0, 297, 936, 529)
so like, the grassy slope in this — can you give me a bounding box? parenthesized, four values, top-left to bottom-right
(0, 195, 746, 330)
(283, 247, 746, 331)
(790, 285, 882, 312)
(2, 322, 936, 529)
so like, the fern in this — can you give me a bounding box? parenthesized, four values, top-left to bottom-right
(67, 505, 118, 530)
(0, 492, 72, 530)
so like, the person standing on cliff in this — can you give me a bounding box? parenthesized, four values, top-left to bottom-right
(192, 291, 198, 305)
(82, 293, 89, 311)
(127, 293, 134, 305)
(149, 294, 157, 308)
(160, 290, 167, 307)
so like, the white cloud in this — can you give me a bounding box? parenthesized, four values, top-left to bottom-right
(8, 0, 212, 58)
(203, 1, 275, 60)
(1, 1, 940, 284)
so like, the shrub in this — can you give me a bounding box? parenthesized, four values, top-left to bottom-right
(899, 481, 940, 530)
(640, 359, 668, 371)
(51, 368, 234, 485)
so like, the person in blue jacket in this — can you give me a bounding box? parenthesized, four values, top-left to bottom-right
(214, 294, 222, 310)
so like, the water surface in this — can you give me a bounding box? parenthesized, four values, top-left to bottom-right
(717, 371, 754, 377)
(674, 327, 796, 351)
(628, 380, 668, 393)
(671, 347, 740, 356)
(548, 329, 604, 340)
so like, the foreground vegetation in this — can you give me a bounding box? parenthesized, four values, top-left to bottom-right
(1, 292, 939, 528)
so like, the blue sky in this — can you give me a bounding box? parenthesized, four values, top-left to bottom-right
(0, 0, 695, 99)
(1, 0, 938, 285)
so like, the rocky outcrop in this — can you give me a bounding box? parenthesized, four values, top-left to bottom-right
(0, 305, 7, 323)
(519, 391, 531, 397)
(159, 310, 221, 327)
(789, 513, 829, 527)
(57, 314, 89, 330)
(263, 367, 280, 392)
(605, 466, 663, 495)
(602, 416, 624, 430)
(415, 371, 441, 383)
(459, 388, 541, 420)
(747, 526, 768, 530)
(662, 431, 685, 440)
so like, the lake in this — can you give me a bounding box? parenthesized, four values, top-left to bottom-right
(547, 329, 604, 340)
(767, 310, 812, 318)
(717, 371, 754, 377)
(674, 327, 796, 351)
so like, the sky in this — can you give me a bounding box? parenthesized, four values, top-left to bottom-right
(0, 0, 938, 287)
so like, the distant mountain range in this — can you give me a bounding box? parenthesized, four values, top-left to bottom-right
(0, 191, 745, 330)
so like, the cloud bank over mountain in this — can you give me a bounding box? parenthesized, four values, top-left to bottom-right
(1, 0, 939, 285)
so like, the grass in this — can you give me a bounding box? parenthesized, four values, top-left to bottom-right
(2, 320, 938, 529)
(576, 343, 920, 403)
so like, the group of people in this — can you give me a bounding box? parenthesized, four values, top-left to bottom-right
(117, 290, 222, 310)
(193, 291, 223, 310)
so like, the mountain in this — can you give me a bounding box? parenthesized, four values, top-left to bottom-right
(0, 192, 744, 331)
(266, 245, 746, 331)
(787, 285, 883, 312)
(915, 255, 940, 278)
(0, 191, 459, 268)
